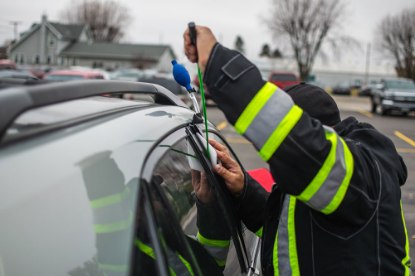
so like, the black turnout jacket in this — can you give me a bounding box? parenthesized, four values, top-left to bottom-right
(203, 43, 411, 275)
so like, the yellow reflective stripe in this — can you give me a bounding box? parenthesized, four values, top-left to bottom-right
(321, 138, 354, 214)
(196, 232, 230, 248)
(400, 201, 411, 276)
(273, 232, 279, 276)
(178, 254, 194, 276)
(259, 105, 303, 161)
(98, 263, 128, 272)
(135, 239, 156, 258)
(288, 198, 300, 276)
(235, 82, 277, 134)
(298, 131, 338, 202)
(135, 240, 176, 276)
(214, 258, 226, 267)
(255, 227, 263, 238)
(94, 212, 133, 233)
(90, 187, 130, 209)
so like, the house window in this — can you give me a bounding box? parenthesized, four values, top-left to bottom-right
(35, 55, 40, 64)
(19, 54, 24, 64)
(14, 55, 18, 63)
(47, 56, 51, 65)
(49, 39, 55, 47)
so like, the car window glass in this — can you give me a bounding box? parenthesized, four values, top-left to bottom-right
(146, 180, 200, 276)
(150, 137, 240, 274)
(134, 190, 159, 276)
(209, 132, 262, 276)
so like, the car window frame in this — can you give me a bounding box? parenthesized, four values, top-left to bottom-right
(140, 122, 252, 273)
(139, 124, 228, 274)
(207, 129, 263, 275)
(185, 124, 249, 273)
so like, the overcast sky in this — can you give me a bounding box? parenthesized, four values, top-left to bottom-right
(1, 0, 414, 70)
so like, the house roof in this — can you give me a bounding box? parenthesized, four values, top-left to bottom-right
(60, 42, 176, 61)
(49, 22, 86, 41)
(10, 21, 87, 51)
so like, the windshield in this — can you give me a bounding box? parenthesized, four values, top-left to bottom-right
(385, 80, 415, 91)
(45, 74, 85, 81)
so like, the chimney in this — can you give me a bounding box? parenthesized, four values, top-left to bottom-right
(41, 14, 47, 24)
(40, 14, 47, 64)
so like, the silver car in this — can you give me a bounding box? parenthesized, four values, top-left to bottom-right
(0, 80, 261, 276)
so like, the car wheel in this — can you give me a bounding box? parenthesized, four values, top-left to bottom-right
(371, 101, 377, 113)
(380, 106, 388, 116)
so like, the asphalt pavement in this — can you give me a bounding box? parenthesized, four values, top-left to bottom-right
(206, 95, 415, 270)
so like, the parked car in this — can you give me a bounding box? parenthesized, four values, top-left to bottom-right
(28, 68, 47, 79)
(359, 81, 379, 97)
(370, 78, 415, 116)
(0, 80, 262, 275)
(268, 71, 300, 89)
(44, 70, 105, 81)
(331, 82, 351, 95)
(111, 68, 143, 82)
(70, 66, 112, 80)
(0, 59, 17, 70)
(0, 69, 37, 80)
(0, 70, 41, 89)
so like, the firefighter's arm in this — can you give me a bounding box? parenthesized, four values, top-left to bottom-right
(183, 26, 380, 229)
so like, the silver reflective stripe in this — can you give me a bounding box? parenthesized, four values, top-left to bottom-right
(201, 244, 229, 261)
(306, 127, 347, 211)
(277, 195, 292, 275)
(166, 250, 193, 276)
(244, 87, 294, 149)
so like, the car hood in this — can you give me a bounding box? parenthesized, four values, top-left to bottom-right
(385, 89, 415, 96)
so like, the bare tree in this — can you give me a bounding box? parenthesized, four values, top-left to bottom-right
(266, 0, 348, 80)
(377, 8, 415, 81)
(60, 0, 132, 42)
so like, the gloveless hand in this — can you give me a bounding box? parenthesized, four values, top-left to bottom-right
(183, 25, 217, 73)
(209, 139, 245, 197)
(191, 170, 213, 204)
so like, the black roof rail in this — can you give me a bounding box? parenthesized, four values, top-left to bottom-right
(0, 80, 188, 139)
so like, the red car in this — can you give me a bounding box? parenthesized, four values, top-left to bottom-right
(44, 70, 104, 82)
(268, 71, 300, 89)
(0, 59, 17, 70)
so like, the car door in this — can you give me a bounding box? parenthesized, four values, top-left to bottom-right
(191, 127, 262, 276)
(140, 124, 260, 275)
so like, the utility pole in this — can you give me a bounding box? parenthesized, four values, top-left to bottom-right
(9, 21, 21, 41)
(364, 43, 371, 85)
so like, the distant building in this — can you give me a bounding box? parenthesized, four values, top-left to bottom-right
(254, 56, 396, 87)
(9, 15, 176, 72)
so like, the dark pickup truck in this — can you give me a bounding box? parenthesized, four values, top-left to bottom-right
(370, 78, 415, 116)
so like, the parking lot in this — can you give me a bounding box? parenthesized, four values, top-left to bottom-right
(207, 95, 415, 268)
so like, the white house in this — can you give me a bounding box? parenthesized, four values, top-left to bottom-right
(9, 15, 176, 72)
